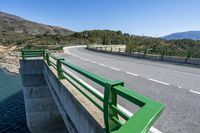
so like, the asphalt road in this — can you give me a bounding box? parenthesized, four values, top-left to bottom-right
(60, 46, 200, 133)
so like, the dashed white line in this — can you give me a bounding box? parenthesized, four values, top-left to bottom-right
(110, 67, 120, 71)
(147, 78, 170, 86)
(178, 86, 182, 89)
(126, 72, 139, 76)
(189, 90, 200, 95)
(91, 61, 97, 64)
(84, 59, 90, 61)
(98, 63, 107, 67)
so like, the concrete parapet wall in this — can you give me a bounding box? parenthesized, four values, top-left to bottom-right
(88, 47, 200, 67)
(43, 63, 104, 133)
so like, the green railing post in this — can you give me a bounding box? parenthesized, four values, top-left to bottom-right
(104, 80, 124, 133)
(57, 58, 65, 79)
(119, 48, 121, 53)
(111, 47, 113, 52)
(46, 52, 51, 66)
(22, 50, 25, 60)
(43, 50, 46, 60)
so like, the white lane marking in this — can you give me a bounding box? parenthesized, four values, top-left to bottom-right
(147, 78, 170, 86)
(84, 59, 90, 61)
(126, 72, 139, 77)
(150, 127, 163, 133)
(91, 61, 97, 64)
(98, 63, 107, 67)
(178, 86, 182, 89)
(110, 67, 120, 71)
(189, 90, 200, 95)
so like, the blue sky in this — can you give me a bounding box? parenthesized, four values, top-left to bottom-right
(0, 0, 200, 37)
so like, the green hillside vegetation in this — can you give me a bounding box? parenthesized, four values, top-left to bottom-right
(72, 30, 200, 58)
(0, 29, 200, 58)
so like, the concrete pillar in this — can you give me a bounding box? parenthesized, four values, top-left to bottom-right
(20, 60, 68, 133)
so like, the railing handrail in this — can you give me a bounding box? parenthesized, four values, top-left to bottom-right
(21, 49, 164, 133)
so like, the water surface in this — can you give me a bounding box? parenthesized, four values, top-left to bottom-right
(0, 69, 30, 132)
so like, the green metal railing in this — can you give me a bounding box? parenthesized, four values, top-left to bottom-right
(21, 49, 164, 133)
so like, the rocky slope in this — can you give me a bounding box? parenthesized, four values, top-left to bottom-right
(0, 11, 73, 36)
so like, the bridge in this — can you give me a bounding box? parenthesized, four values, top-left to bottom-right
(20, 47, 164, 133)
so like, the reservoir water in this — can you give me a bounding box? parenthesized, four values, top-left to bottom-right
(0, 69, 30, 132)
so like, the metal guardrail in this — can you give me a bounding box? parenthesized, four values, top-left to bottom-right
(88, 45, 200, 59)
(21, 49, 164, 133)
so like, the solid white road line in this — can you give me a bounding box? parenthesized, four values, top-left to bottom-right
(147, 78, 170, 86)
(189, 90, 200, 95)
(126, 72, 139, 76)
(110, 67, 120, 71)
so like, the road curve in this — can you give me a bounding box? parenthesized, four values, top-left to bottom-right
(60, 46, 200, 133)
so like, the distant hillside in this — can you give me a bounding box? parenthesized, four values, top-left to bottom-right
(0, 11, 73, 36)
(163, 31, 200, 40)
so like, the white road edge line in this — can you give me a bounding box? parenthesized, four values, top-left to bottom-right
(148, 78, 170, 86)
(126, 72, 139, 76)
(110, 67, 120, 71)
(62, 66, 162, 133)
(189, 90, 200, 95)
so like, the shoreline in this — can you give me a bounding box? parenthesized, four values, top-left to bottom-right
(0, 64, 19, 75)
(0, 46, 19, 75)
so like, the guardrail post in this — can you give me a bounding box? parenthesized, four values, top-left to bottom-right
(21, 50, 25, 60)
(144, 48, 147, 57)
(111, 47, 112, 52)
(119, 48, 121, 53)
(104, 80, 124, 133)
(187, 50, 191, 59)
(129, 48, 132, 53)
(42, 50, 46, 60)
(57, 58, 65, 79)
(105, 47, 107, 51)
(46, 52, 51, 66)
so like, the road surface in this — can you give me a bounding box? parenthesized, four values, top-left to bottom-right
(60, 46, 200, 133)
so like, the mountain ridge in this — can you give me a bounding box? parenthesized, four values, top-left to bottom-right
(163, 31, 200, 40)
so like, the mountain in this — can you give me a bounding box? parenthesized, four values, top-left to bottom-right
(0, 11, 74, 36)
(163, 31, 200, 40)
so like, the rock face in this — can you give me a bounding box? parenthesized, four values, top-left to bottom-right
(0, 11, 74, 36)
(0, 46, 19, 74)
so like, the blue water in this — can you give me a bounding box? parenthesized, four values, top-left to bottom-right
(0, 69, 21, 101)
(0, 69, 30, 132)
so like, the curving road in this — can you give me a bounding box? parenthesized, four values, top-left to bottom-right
(60, 46, 200, 133)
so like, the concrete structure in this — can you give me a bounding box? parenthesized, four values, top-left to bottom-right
(20, 59, 104, 133)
